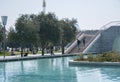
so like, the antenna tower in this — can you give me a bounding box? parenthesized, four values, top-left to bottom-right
(43, 0, 46, 13)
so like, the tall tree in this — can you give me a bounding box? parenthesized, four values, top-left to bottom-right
(37, 12, 60, 56)
(59, 18, 77, 54)
(15, 14, 39, 56)
(7, 27, 19, 49)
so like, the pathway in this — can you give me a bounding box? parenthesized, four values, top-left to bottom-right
(0, 53, 77, 62)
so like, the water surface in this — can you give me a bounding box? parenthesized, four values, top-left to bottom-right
(0, 56, 120, 82)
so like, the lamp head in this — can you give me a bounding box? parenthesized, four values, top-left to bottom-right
(1, 16, 8, 25)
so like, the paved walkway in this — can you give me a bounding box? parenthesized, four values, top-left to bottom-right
(0, 53, 77, 62)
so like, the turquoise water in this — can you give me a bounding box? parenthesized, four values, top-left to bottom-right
(0, 56, 120, 82)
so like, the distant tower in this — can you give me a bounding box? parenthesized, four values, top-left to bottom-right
(43, 0, 46, 14)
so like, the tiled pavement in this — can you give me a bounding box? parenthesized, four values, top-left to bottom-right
(0, 53, 77, 62)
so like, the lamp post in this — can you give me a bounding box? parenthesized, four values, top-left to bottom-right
(1, 16, 8, 58)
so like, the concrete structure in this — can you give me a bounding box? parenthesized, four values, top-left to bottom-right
(0, 53, 77, 62)
(83, 26, 120, 54)
(66, 21, 120, 54)
(69, 60, 120, 67)
(65, 33, 94, 54)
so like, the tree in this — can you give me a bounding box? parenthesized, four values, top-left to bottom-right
(23, 14, 39, 49)
(7, 27, 19, 49)
(59, 18, 77, 54)
(8, 12, 77, 56)
(37, 12, 60, 56)
(15, 14, 39, 56)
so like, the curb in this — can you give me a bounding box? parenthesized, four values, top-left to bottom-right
(0, 54, 77, 62)
(69, 60, 120, 67)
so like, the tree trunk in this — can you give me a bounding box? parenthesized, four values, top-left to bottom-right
(21, 47, 24, 57)
(61, 42, 65, 54)
(62, 45, 65, 54)
(41, 48, 44, 56)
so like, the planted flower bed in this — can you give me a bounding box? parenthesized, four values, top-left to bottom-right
(75, 51, 120, 62)
(69, 51, 120, 66)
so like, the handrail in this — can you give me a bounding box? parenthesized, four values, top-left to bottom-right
(76, 31, 83, 39)
(100, 21, 120, 31)
(83, 33, 101, 54)
(82, 21, 120, 54)
(65, 31, 82, 49)
(82, 30, 101, 54)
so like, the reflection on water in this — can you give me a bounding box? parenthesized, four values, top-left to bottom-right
(75, 66, 120, 82)
(0, 57, 120, 82)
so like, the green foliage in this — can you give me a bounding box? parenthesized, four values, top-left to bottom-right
(38, 13, 60, 45)
(58, 19, 77, 54)
(37, 12, 61, 55)
(59, 19, 77, 45)
(7, 27, 19, 48)
(94, 51, 120, 62)
(7, 12, 77, 56)
(0, 51, 11, 56)
(15, 14, 39, 48)
(75, 51, 120, 62)
(79, 54, 84, 60)
(93, 54, 105, 62)
(76, 54, 84, 61)
(88, 54, 94, 61)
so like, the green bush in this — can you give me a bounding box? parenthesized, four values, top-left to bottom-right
(75, 51, 120, 62)
(0, 51, 11, 56)
(74, 54, 84, 61)
(79, 54, 84, 60)
(101, 51, 120, 62)
(88, 54, 94, 61)
(94, 54, 106, 62)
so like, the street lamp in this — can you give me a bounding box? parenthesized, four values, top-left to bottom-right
(1, 16, 8, 58)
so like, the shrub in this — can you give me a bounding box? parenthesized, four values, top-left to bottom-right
(0, 51, 11, 56)
(87, 54, 94, 61)
(75, 51, 120, 62)
(79, 54, 84, 60)
(94, 54, 106, 62)
(94, 51, 120, 62)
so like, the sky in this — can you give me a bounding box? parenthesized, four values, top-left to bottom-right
(0, 0, 120, 30)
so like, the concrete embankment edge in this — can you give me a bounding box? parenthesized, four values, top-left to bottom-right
(69, 60, 120, 67)
(0, 54, 77, 62)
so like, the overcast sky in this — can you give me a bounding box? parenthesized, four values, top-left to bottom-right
(0, 0, 120, 30)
